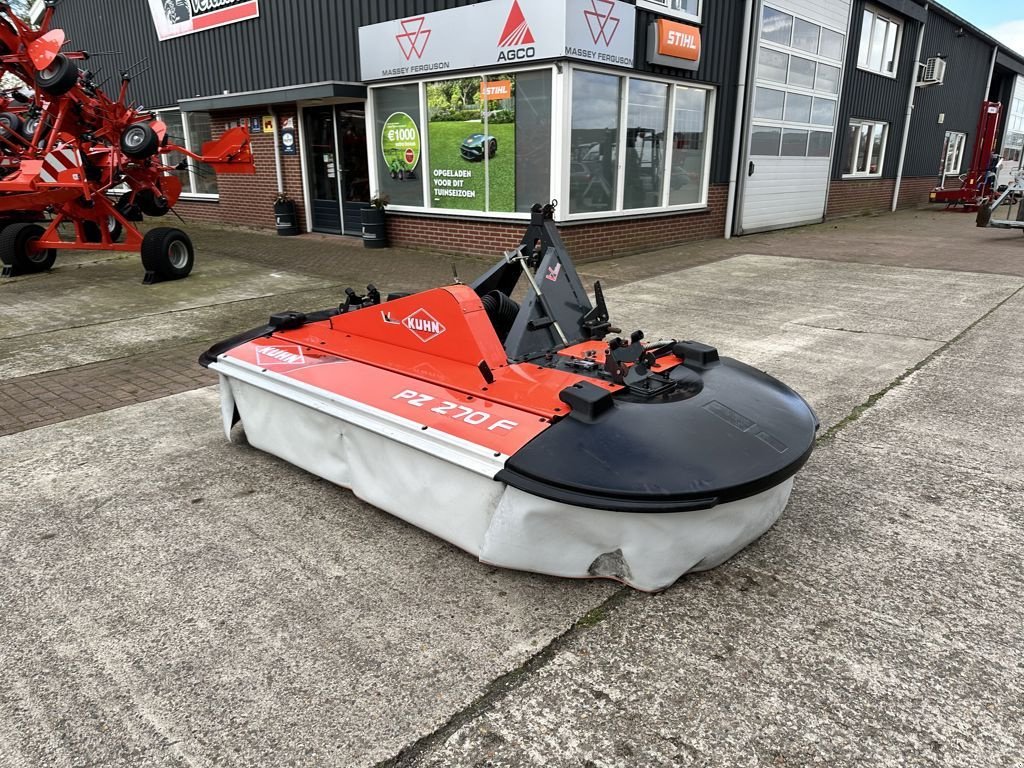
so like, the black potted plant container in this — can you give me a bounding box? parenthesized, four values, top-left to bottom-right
(361, 192, 389, 249)
(274, 192, 299, 236)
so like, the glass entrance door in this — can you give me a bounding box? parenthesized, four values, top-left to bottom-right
(304, 106, 369, 236)
(337, 109, 370, 236)
(305, 106, 342, 233)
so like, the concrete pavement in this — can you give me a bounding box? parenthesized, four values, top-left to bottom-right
(1, 209, 1023, 767)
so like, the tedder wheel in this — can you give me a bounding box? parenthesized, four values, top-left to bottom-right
(0, 111, 23, 138)
(82, 217, 124, 244)
(120, 123, 159, 158)
(35, 53, 79, 96)
(0, 222, 57, 274)
(141, 227, 194, 282)
(136, 189, 170, 217)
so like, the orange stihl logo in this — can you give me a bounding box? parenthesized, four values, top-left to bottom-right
(656, 19, 701, 61)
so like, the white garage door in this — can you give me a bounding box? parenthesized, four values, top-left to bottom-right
(739, 1, 851, 234)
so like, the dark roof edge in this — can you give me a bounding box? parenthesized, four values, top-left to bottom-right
(179, 82, 367, 112)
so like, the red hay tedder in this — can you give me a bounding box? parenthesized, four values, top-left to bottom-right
(0, 0, 254, 283)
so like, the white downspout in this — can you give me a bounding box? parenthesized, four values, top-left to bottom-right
(725, 0, 755, 238)
(269, 103, 284, 195)
(984, 45, 998, 98)
(891, 4, 928, 212)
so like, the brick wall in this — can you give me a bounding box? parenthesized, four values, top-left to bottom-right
(896, 176, 939, 210)
(173, 110, 307, 232)
(825, 178, 897, 219)
(387, 184, 728, 260)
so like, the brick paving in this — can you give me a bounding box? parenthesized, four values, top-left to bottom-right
(0, 344, 215, 438)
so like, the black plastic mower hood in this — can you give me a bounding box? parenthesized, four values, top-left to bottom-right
(496, 357, 818, 513)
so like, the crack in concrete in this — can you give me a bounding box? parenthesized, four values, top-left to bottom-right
(819, 282, 1024, 443)
(374, 588, 636, 768)
(787, 321, 943, 343)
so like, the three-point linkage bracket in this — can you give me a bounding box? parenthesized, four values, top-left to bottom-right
(604, 330, 676, 397)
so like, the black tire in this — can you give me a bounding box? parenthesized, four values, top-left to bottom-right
(35, 54, 79, 96)
(0, 111, 23, 139)
(136, 188, 170, 217)
(20, 115, 47, 142)
(141, 227, 194, 281)
(489, 139, 497, 159)
(82, 217, 124, 244)
(0, 222, 56, 274)
(120, 123, 159, 158)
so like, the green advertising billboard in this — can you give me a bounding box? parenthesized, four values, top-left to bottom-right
(426, 76, 516, 212)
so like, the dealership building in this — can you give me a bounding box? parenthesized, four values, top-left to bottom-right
(36, 0, 1024, 258)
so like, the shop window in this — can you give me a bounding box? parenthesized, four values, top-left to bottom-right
(570, 70, 712, 215)
(514, 71, 553, 212)
(637, 0, 700, 23)
(858, 6, 902, 77)
(570, 70, 622, 214)
(423, 73, 552, 213)
(843, 120, 888, 177)
(375, 84, 424, 207)
(668, 86, 708, 206)
(153, 108, 218, 197)
(942, 131, 966, 176)
(624, 80, 669, 210)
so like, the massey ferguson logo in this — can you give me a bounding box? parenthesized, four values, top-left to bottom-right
(402, 309, 446, 342)
(584, 0, 621, 46)
(396, 16, 431, 60)
(497, 0, 536, 62)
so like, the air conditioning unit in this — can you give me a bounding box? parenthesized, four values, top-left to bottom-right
(919, 57, 947, 86)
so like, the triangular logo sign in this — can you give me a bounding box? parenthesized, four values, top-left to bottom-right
(499, 0, 535, 47)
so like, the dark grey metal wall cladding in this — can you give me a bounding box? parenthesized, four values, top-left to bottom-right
(53, 1, 741, 185)
(903, 10, 994, 177)
(833, 0, 922, 180)
(49, 0, 476, 109)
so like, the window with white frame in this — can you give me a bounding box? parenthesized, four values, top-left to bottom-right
(636, 0, 700, 23)
(843, 119, 888, 177)
(569, 68, 713, 215)
(857, 6, 902, 77)
(154, 108, 219, 197)
(942, 131, 967, 177)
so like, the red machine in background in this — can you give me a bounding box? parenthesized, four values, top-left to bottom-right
(0, 1, 254, 283)
(930, 101, 1003, 212)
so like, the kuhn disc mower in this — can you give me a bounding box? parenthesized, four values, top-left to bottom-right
(200, 204, 819, 591)
(0, 1, 254, 283)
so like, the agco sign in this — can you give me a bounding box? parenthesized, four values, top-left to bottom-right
(497, 0, 536, 63)
(358, 0, 636, 82)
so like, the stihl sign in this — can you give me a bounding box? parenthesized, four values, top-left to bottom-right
(359, 0, 635, 81)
